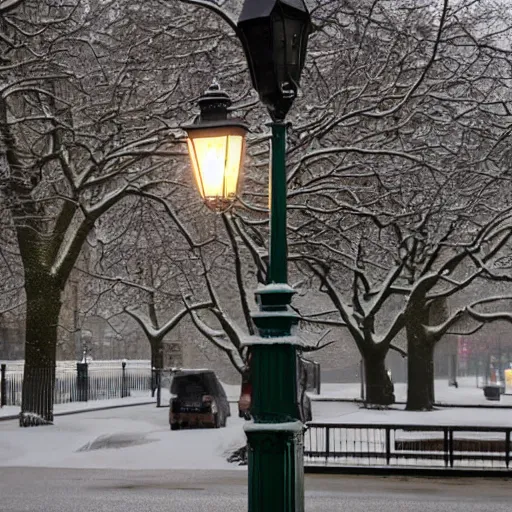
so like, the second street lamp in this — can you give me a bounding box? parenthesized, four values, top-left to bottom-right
(183, 81, 248, 213)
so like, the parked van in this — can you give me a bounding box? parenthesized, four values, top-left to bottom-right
(169, 369, 230, 430)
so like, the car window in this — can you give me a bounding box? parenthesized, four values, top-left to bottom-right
(171, 374, 209, 398)
(203, 373, 218, 395)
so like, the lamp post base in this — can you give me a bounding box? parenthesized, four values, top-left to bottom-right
(245, 421, 305, 512)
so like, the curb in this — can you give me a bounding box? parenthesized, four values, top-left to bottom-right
(1, 399, 241, 421)
(0, 401, 156, 422)
(304, 465, 512, 478)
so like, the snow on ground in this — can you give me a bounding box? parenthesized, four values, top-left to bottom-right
(310, 401, 512, 426)
(315, 376, 512, 406)
(1, 400, 511, 471)
(0, 403, 248, 471)
(1, 377, 512, 472)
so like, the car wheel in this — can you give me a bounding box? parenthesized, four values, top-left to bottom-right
(243, 412, 251, 421)
(238, 410, 244, 418)
(170, 423, 180, 431)
(213, 413, 220, 428)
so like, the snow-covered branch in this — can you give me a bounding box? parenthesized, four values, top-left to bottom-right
(124, 300, 213, 341)
(128, 190, 214, 250)
(174, 0, 239, 34)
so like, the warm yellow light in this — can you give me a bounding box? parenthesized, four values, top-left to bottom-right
(187, 127, 246, 212)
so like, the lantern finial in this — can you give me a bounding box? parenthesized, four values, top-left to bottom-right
(196, 80, 232, 123)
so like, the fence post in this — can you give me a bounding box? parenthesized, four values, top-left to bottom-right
(443, 428, 449, 467)
(360, 360, 365, 401)
(506, 430, 510, 469)
(156, 369, 161, 407)
(325, 427, 330, 462)
(449, 429, 454, 468)
(151, 367, 156, 397)
(76, 362, 88, 402)
(121, 361, 128, 398)
(0, 364, 6, 407)
(314, 362, 321, 395)
(385, 428, 391, 465)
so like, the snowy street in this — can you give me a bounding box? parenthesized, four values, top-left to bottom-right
(0, 467, 511, 512)
(0, 386, 511, 510)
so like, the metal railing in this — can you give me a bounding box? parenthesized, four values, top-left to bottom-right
(304, 423, 512, 470)
(0, 362, 152, 407)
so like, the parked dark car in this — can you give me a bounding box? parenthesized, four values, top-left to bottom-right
(169, 370, 230, 430)
(238, 353, 315, 422)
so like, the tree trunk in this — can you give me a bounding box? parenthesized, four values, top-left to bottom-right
(364, 351, 395, 406)
(20, 278, 62, 426)
(406, 323, 435, 411)
(151, 338, 164, 370)
(150, 337, 164, 397)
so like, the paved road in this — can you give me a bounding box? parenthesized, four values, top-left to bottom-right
(0, 467, 511, 512)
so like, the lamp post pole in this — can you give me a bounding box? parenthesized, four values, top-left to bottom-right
(269, 122, 288, 284)
(182, 2, 312, 509)
(244, 119, 304, 512)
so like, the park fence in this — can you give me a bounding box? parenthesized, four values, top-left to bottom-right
(304, 422, 512, 471)
(0, 361, 152, 407)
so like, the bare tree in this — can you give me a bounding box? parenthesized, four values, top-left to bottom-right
(0, 0, 241, 424)
(172, 0, 512, 408)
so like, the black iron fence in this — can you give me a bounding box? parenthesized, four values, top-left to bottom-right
(0, 362, 152, 407)
(304, 422, 512, 471)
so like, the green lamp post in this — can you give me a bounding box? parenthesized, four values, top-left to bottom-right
(238, 2, 311, 512)
(184, 1, 311, 510)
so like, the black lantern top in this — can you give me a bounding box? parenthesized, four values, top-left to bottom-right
(184, 80, 248, 132)
(237, 0, 312, 121)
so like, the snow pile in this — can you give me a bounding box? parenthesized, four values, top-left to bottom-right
(19, 412, 53, 427)
(77, 432, 156, 452)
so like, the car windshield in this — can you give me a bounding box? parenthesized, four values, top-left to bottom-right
(171, 373, 212, 399)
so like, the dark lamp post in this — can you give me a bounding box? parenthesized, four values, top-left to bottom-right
(182, 0, 312, 509)
(238, 0, 311, 121)
(237, 2, 312, 512)
(183, 82, 248, 212)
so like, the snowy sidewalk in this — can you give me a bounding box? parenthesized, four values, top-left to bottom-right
(310, 401, 512, 426)
(1, 400, 511, 472)
(0, 394, 155, 420)
(0, 403, 247, 470)
(314, 377, 512, 407)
